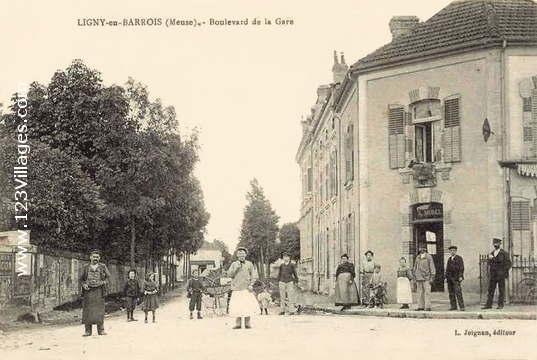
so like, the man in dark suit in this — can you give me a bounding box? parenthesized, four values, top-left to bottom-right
(482, 238, 512, 309)
(445, 245, 465, 311)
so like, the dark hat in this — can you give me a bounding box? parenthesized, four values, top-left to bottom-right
(493, 238, 502, 243)
(236, 246, 248, 255)
(282, 252, 291, 258)
(418, 243, 427, 250)
(365, 250, 374, 256)
(341, 253, 349, 259)
(448, 245, 458, 250)
(90, 249, 101, 255)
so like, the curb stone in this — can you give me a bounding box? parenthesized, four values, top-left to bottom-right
(301, 306, 537, 320)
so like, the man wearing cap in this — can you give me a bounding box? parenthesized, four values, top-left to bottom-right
(79, 250, 111, 336)
(413, 243, 436, 311)
(445, 246, 465, 311)
(482, 238, 511, 309)
(277, 252, 299, 315)
(226, 247, 259, 329)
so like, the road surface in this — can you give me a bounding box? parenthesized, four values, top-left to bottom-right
(1, 295, 536, 360)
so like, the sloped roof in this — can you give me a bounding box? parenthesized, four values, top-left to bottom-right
(352, 0, 537, 72)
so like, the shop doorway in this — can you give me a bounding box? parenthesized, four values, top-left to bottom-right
(412, 203, 444, 292)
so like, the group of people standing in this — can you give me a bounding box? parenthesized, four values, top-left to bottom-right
(79, 250, 160, 337)
(78, 237, 512, 336)
(333, 237, 512, 312)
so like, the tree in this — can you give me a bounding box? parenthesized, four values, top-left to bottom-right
(277, 222, 301, 261)
(0, 137, 103, 252)
(238, 179, 279, 279)
(213, 239, 232, 269)
(1, 60, 209, 269)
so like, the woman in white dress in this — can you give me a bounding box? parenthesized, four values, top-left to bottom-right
(396, 257, 413, 309)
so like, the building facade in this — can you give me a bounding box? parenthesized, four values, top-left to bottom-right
(297, 0, 537, 301)
(176, 241, 223, 280)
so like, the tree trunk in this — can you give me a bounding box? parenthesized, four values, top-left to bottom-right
(158, 261, 163, 293)
(130, 217, 136, 269)
(259, 247, 266, 280)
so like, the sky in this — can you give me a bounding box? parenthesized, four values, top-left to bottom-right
(0, 0, 453, 251)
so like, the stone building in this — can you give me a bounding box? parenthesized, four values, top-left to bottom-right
(296, 0, 537, 301)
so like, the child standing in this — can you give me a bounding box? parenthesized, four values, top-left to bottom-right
(187, 270, 204, 319)
(257, 287, 272, 315)
(396, 257, 413, 309)
(369, 264, 387, 308)
(123, 269, 140, 322)
(142, 271, 159, 323)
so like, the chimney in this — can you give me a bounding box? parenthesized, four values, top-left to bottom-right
(332, 50, 348, 83)
(389, 16, 419, 40)
(317, 85, 331, 100)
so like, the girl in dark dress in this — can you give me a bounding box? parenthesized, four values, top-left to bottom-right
(334, 254, 360, 311)
(142, 271, 159, 323)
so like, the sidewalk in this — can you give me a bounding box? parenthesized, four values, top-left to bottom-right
(297, 290, 537, 320)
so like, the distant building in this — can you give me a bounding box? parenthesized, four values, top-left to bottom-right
(296, 0, 537, 301)
(177, 241, 223, 279)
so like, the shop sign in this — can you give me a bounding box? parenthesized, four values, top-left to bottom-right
(413, 202, 443, 221)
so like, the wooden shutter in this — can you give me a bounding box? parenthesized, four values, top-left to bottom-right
(404, 111, 414, 162)
(511, 199, 532, 257)
(526, 89, 537, 157)
(388, 105, 405, 169)
(443, 95, 461, 162)
(334, 150, 338, 196)
(345, 125, 354, 182)
(512, 200, 531, 231)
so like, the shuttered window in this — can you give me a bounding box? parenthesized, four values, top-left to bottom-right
(443, 95, 461, 162)
(345, 125, 354, 183)
(512, 200, 531, 231)
(532, 89, 537, 157)
(511, 199, 532, 258)
(388, 105, 406, 169)
(345, 213, 354, 257)
(333, 150, 338, 196)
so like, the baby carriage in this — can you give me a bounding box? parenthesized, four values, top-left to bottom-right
(370, 284, 387, 308)
(199, 269, 232, 316)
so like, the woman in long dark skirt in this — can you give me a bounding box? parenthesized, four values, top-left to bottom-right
(334, 254, 360, 311)
(142, 271, 159, 323)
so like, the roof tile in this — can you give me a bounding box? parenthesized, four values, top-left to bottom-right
(352, 0, 537, 71)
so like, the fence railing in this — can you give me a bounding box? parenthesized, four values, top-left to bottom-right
(510, 256, 537, 303)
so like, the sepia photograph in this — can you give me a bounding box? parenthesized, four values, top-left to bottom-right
(0, 0, 536, 359)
